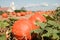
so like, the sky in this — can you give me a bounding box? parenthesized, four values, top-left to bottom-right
(0, 0, 60, 11)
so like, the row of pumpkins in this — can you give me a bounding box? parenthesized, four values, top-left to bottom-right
(1, 11, 54, 18)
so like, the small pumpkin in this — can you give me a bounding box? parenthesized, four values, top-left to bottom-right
(2, 13, 8, 18)
(16, 12, 21, 16)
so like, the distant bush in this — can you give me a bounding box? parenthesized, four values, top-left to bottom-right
(0, 11, 3, 15)
(14, 10, 27, 13)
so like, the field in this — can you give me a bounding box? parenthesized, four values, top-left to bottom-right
(0, 7, 60, 40)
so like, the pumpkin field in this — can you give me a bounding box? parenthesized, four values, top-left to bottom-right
(0, 6, 60, 40)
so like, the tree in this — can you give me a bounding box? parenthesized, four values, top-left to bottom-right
(20, 7, 26, 10)
(20, 7, 27, 12)
(14, 7, 27, 13)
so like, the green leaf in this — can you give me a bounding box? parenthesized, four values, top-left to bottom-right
(50, 16, 54, 19)
(56, 23, 60, 29)
(47, 20, 58, 27)
(53, 29, 59, 34)
(43, 14, 48, 17)
(31, 29, 42, 34)
(0, 21, 9, 28)
(45, 27, 59, 33)
(45, 27, 53, 33)
(42, 33, 50, 37)
(3, 22, 9, 27)
(39, 22, 47, 29)
(46, 16, 54, 20)
(57, 33, 60, 37)
(0, 34, 6, 40)
(52, 33, 59, 39)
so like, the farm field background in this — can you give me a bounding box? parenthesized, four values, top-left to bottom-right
(0, 0, 60, 40)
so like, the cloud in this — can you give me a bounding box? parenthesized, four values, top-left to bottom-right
(41, 3, 49, 7)
(53, 3, 60, 7)
(24, 4, 40, 7)
(24, 3, 49, 8)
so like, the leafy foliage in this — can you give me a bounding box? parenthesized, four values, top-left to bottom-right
(0, 6, 60, 40)
(14, 7, 27, 13)
(8, 18, 18, 26)
(0, 20, 9, 28)
(0, 34, 6, 40)
(53, 6, 60, 22)
(0, 11, 3, 15)
(31, 14, 60, 40)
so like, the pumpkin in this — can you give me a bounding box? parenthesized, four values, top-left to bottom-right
(12, 18, 40, 40)
(12, 18, 32, 40)
(2, 13, 8, 18)
(26, 11, 32, 15)
(29, 13, 47, 24)
(12, 12, 16, 15)
(20, 12, 26, 16)
(16, 12, 21, 16)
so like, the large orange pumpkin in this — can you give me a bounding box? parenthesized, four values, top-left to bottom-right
(12, 19, 31, 40)
(29, 13, 47, 24)
(12, 18, 39, 40)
